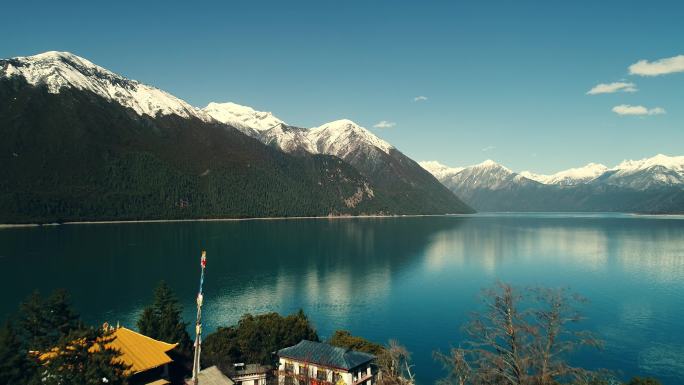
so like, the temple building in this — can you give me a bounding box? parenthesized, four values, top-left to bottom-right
(277, 340, 376, 385)
(39, 326, 178, 385)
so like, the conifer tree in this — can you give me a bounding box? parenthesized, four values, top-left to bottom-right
(18, 289, 80, 351)
(137, 281, 191, 352)
(0, 321, 37, 385)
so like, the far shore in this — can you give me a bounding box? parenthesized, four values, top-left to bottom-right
(0, 213, 469, 228)
(2, 211, 684, 228)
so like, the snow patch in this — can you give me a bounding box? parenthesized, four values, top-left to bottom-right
(1, 51, 211, 121)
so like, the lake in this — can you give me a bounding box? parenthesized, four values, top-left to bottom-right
(1, 214, 683, 384)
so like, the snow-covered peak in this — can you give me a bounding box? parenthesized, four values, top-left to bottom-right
(604, 154, 684, 189)
(419, 161, 464, 179)
(473, 159, 510, 170)
(522, 162, 608, 185)
(614, 154, 684, 173)
(308, 119, 394, 155)
(1, 51, 210, 121)
(203, 102, 286, 132)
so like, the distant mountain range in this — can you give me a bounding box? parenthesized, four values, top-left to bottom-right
(0, 51, 471, 223)
(420, 156, 684, 213)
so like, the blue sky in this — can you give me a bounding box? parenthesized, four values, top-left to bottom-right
(2, 0, 683, 173)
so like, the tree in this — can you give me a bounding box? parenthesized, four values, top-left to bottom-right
(329, 330, 386, 356)
(436, 282, 602, 385)
(0, 321, 38, 385)
(18, 289, 81, 351)
(202, 310, 319, 371)
(137, 281, 191, 352)
(377, 340, 415, 385)
(40, 327, 129, 385)
(136, 307, 158, 340)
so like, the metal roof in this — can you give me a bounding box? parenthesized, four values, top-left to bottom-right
(277, 340, 375, 371)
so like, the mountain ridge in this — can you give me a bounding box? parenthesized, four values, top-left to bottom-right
(0, 51, 473, 223)
(203, 102, 472, 215)
(420, 156, 684, 213)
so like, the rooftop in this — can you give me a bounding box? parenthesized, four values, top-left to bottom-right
(229, 363, 273, 377)
(39, 326, 178, 375)
(277, 340, 375, 371)
(189, 366, 235, 385)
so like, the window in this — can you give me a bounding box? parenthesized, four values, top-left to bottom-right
(333, 373, 342, 383)
(285, 363, 295, 373)
(285, 377, 295, 385)
(316, 370, 327, 381)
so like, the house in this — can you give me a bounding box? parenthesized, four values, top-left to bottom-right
(226, 363, 273, 385)
(39, 326, 178, 385)
(276, 340, 376, 385)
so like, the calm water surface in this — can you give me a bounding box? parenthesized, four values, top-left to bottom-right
(1, 214, 683, 384)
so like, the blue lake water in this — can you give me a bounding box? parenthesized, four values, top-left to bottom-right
(1, 214, 683, 384)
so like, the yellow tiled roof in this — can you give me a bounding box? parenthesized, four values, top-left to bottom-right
(39, 327, 178, 375)
(109, 327, 178, 374)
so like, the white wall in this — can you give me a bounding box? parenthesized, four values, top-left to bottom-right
(278, 358, 374, 385)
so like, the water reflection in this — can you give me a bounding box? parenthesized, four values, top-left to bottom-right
(1, 215, 683, 384)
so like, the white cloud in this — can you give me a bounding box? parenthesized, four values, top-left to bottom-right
(612, 104, 666, 116)
(482, 145, 495, 152)
(629, 54, 684, 76)
(587, 82, 637, 95)
(413, 96, 428, 102)
(373, 120, 396, 128)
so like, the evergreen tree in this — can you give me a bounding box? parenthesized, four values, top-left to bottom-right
(0, 321, 37, 385)
(136, 307, 158, 338)
(41, 327, 129, 385)
(45, 289, 81, 337)
(18, 289, 80, 351)
(137, 281, 191, 351)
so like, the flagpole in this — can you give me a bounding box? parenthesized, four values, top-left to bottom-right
(191, 250, 207, 385)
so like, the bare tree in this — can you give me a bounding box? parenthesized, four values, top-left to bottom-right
(435, 282, 603, 385)
(377, 340, 415, 385)
(434, 347, 472, 385)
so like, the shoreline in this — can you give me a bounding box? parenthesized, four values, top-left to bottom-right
(2, 211, 684, 228)
(0, 213, 463, 228)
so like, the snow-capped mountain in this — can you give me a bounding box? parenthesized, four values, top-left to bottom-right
(1, 51, 211, 121)
(521, 163, 608, 186)
(418, 161, 464, 181)
(202, 102, 318, 153)
(203, 103, 395, 158)
(308, 119, 394, 156)
(420, 155, 684, 213)
(203, 102, 286, 135)
(204, 102, 469, 212)
(0, 50, 473, 221)
(424, 155, 684, 191)
(420, 159, 538, 193)
(597, 154, 684, 190)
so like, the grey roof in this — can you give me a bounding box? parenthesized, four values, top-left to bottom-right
(228, 364, 272, 377)
(277, 340, 375, 370)
(194, 366, 235, 385)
